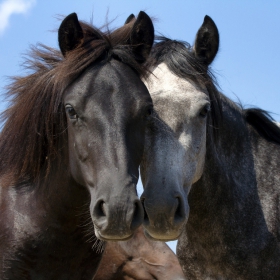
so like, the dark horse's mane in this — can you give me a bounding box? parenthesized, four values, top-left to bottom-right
(146, 36, 280, 145)
(0, 20, 149, 185)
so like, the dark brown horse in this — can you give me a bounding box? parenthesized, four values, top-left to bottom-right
(141, 15, 280, 279)
(94, 226, 186, 280)
(0, 12, 154, 279)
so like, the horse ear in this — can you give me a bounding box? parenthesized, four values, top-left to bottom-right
(58, 13, 84, 57)
(129, 11, 154, 62)
(125, 14, 135, 24)
(193, 15, 219, 65)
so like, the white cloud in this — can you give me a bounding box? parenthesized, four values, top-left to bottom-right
(0, 0, 36, 35)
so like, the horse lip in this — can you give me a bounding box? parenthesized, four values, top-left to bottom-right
(143, 228, 183, 242)
(94, 227, 134, 242)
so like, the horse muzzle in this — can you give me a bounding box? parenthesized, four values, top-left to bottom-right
(141, 191, 189, 241)
(91, 196, 144, 241)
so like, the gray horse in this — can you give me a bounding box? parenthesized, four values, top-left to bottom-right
(141, 15, 280, 279)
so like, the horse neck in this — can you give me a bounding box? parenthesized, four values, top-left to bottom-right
(0, 146, 101, 279)
(203, 96, 280, 196)
(208, 97, 255, 185)
(180, 96, 280, 276)
(41, 150, 89, 208)
(22, 139, 90, 220)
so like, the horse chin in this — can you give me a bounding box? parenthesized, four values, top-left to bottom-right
(94, 227, 134, 242)
(143, 226, 184, 242)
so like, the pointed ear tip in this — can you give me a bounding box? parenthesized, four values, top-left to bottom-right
(60, 13, 79, 28)
(139, 11, 147, 15)
(204, 15, 213, 22)
(203, 15, 217, 27)
(134, 11, 154, 32)
(66, 12, 78, 20)
(125, 14, 135, 24)
(137, 11, 150, 19)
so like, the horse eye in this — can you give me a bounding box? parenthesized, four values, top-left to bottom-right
(200, 104, 211, 118)
(146, 107, 153, 118)
(65, 105, 78, 120)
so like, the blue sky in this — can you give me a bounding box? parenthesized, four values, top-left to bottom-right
(0, 0, 279, 253)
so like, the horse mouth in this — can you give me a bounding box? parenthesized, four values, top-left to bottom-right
(94, 227, 134, 241)
(143, 226, 184, 242)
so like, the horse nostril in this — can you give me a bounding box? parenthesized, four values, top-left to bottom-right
(94, 200, 106, 218)
(174, 197, 184, 221)
(101, 201, 106, 216)
(175, 198, 180, 216)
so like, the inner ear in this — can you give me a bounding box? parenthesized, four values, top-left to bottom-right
(193, 15, 219, 65)
(129, 11, 154, 63)
(58, 13, 84, 57)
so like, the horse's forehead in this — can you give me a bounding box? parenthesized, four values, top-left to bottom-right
(72, 61, 142, 89)
(66, 60, 150, 105)
(145, 63, 208, 122)
(145, 63, 207, 102)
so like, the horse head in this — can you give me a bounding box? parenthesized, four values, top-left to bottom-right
(141, 16, 219, 241)
(59, 12, 154, 240)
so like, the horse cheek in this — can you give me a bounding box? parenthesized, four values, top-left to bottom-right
(68, 127, 90, 186)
